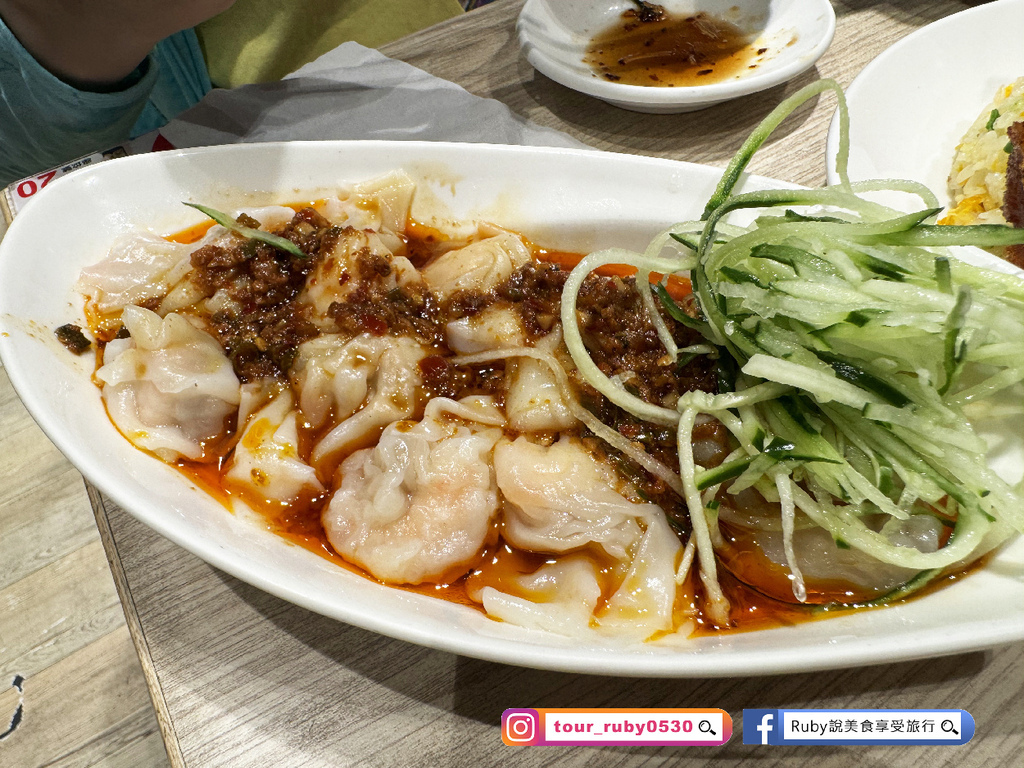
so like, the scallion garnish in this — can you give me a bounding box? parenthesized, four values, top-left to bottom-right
(183, 202, 306, 258)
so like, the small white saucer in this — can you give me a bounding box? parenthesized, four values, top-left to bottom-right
(517, 0, 836, 114)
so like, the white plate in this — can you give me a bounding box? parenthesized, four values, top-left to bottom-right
(826, 0, 1024, 204)
(517, 0, 835, 113)
(1, 141, 1022, 677)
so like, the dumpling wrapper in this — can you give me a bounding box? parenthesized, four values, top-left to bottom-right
(226, 386, 324, 505)
(97, 306, 240, 461)
(421, 231, 531, 301)
(323, 397, 505, 584)
(494, 436, 645, 560)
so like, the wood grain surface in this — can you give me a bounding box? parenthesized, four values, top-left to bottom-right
(1, 1, 1021, 767)
(385, 0, 976, 188)
(98, 498, 1024, 768)
(0, 366, 169, 767)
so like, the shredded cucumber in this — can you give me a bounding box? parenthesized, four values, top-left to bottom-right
(560, 78, 1024, 612)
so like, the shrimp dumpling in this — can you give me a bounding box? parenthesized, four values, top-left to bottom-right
(225, 386, 324, 505)
(290, 333, 396, 431)
(96, 306, 240, 461)
(76, 233, 196, 315)
(476, 495, 683, 640)
(596, 510, 682, 641)
(310, 335, 429, 467)
(351, 170, 416, 252)
(299, 228, 419, 327)
(323, 397, 505, 584)
(445, 306, 526, 354)
(472, 556, 603, 636)
(503, 331, 578, 433)
(314, 172, 415, 253)
(156, 209, 295, 315)
(494, 436, 647, 560)
(421, 231, 531, 300)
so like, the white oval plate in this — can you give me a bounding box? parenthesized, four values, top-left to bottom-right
(516, 0, 835, 113)
(1, 141, 1022, 677)
(825, 0, 1024, 205)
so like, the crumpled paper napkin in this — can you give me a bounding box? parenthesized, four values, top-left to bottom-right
(161, 41, 584, 150)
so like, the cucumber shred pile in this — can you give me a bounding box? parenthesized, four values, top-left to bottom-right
(561, 80, 1024, 623)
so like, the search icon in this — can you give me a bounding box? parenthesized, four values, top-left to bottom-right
(699, 720, 717, 736)
(941, 719, 959, 735)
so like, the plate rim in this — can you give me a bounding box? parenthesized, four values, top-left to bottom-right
(1, 139, 1022, 678)
(516, 0, 837, 109)
(824, 0, 1024, 187)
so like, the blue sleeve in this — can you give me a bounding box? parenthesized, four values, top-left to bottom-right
(0, 22, 211, 186)
(132, 30, 212, 138)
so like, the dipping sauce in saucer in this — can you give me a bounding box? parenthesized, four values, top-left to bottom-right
(584, 7, 769, 87)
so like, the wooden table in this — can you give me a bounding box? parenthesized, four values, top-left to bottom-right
(12, 0, 1024, 766)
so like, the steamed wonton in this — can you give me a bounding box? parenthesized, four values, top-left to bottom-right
(96, 306, 240, 461)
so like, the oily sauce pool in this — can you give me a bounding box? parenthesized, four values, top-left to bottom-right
(153, 217, 959, 639)
(584, 7, 768, 87)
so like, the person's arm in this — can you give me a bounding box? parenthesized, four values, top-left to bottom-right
(0, 1, 231, 186)
(0, 0, 234, 89)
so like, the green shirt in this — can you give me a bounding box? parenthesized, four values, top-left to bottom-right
(196, 0, 464, 88)
(0, 0, 465, 185)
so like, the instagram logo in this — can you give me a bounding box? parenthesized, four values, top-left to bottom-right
(502, 709, 540, 745)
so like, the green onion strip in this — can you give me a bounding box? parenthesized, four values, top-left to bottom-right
(183, 202, 307, 258)
(677, 406, 730, 626)
(776, 471, 806, 603)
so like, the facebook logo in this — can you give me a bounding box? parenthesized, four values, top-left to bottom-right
(742, 709, 779, 745)
(742, 708, 973, 746)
